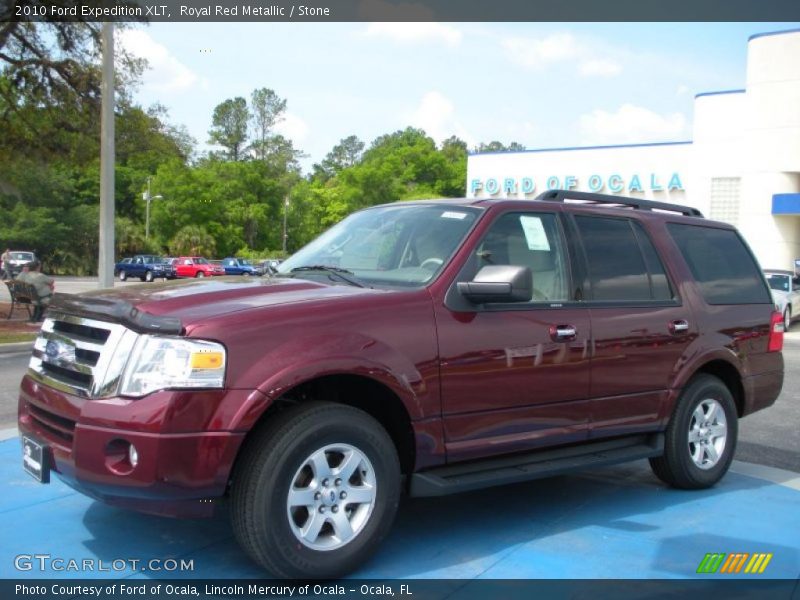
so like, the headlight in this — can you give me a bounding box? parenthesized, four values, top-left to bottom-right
(118, 336, 226, 397)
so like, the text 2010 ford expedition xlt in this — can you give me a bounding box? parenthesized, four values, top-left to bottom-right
(18, 190, 783, 578)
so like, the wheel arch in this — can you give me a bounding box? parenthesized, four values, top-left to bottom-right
(233, 373, 417, 476)
(692, 359, 745, 417)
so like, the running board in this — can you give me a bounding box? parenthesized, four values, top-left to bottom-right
(409, 434, 664, 497)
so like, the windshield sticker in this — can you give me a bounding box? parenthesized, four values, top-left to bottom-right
(520, 216, 551, 251)
(441, 211, 468, 220)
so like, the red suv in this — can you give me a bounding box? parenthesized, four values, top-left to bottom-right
(173, 256, 225, 278)
(18, 191, 783, 578)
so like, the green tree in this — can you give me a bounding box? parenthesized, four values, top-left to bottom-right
(438, 135, 468, 197)
(208, 97, 249, 161)
(0, 20, 144, 165)
(289, 127, 468, 250)
(169, 225, 217, 257)
(475, 140, 525, 153)
(312, 135, 364, 181)
(250, 87, 286, 160)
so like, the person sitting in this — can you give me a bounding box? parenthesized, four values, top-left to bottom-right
(16, 260, 54, 322)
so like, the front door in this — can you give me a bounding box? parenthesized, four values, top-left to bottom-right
(436, 211, 592, 462)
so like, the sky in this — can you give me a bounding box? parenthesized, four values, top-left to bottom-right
(118, 22, 800, 172)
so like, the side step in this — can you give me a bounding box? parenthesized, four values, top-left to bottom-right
(409, 434, 664, 497)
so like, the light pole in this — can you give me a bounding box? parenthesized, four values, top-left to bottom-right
(144, 176, 163, 240)
(98, 22, 115, 289)
(282, 197, 289, 254)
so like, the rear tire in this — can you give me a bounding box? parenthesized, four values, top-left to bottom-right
(784, 308, 791, 331)
(649, 374, 737, 489)
(231, 402, 400, 578)
(145, 270, 154, 282)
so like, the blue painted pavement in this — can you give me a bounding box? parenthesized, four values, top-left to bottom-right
(0, 437, 798, 580)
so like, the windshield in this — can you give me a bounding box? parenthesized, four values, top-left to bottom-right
(766, 273, 791, 292)
(278, 204, 480, 287)
(11, 252, 33, 261)
(195, 258, 209, 265)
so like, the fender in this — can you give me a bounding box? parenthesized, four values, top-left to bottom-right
(673, 346, 745, 390)
(227, 331, 433, 431)
(660, 346, 745, 424)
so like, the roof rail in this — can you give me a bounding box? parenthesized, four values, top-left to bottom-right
(535, 189, 704, 217)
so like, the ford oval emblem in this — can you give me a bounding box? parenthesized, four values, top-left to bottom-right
(44, 339, 76, 364)
(45, 339, 59, 358)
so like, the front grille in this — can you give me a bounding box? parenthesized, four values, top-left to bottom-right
(27, 403, 76, 445)
(28, 314, 138, 398)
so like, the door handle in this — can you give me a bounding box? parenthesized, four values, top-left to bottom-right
(669, 319, 689, 334)
(550, 324, 577, 342)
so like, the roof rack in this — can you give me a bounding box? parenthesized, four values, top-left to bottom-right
(535, 189, 704, 217)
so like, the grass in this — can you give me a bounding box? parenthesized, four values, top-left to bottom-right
(0, 332, 36, 344)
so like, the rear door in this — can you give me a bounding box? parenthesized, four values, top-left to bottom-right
(436, 210, 592, 462)
(566, 213, 697, 438)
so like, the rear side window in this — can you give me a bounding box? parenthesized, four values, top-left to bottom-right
(575, 216, 670, 302)
(667, 223, 771, 305)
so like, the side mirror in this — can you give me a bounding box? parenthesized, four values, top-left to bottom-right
(457, 265, 532, 304)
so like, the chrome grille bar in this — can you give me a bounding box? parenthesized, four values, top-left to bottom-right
(28, 314, 138, 399)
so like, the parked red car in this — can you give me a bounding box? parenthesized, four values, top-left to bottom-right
(173, 256, 224, 278)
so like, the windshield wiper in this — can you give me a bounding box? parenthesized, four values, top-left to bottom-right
(289, 265, 369, 288)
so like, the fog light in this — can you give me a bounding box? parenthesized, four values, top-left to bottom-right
(128, 444, 139, 468)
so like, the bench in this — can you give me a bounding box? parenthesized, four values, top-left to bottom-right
(4, 280, 43, 321)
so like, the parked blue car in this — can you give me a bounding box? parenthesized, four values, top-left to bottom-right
(221, 257, 263, 276)
(115, 255, 173, 282)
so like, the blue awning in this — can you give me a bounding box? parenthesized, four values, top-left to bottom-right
(772, 193, 800, 215)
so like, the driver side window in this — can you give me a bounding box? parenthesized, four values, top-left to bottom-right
(476, 212, 570, 302)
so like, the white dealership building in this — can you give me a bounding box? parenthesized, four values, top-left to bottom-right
(467, 28, 800, 270)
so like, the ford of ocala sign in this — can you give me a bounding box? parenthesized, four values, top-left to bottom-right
(470, 173, 684, 196)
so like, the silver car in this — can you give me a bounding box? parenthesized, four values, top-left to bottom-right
(764, 269, 800, 330)
(7, 251, 36, 277)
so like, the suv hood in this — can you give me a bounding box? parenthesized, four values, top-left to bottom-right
(47, 277, 383, 335)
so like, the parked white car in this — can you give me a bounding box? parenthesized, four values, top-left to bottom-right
(764, 269, 800, 330)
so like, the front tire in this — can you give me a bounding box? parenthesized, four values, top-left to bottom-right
(196, 271, 205, 278)
(118, 270, 127, 282)
(144, 270, 154, 282)
(231, 402, 400, 578)
(650, 374, 737, 489)
(784, 308, 791, 331)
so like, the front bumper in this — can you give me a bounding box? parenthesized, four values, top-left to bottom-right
(17, 375, 248, 518)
